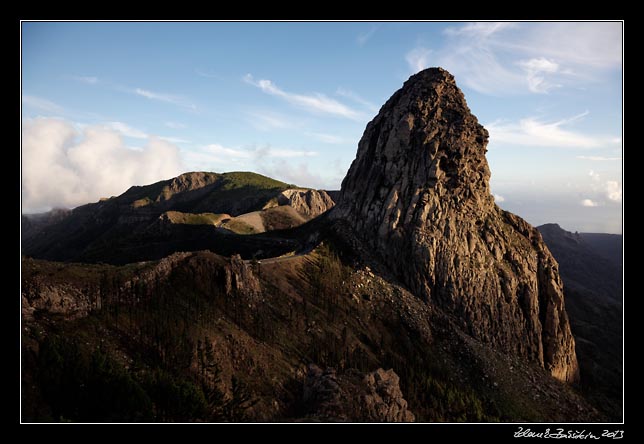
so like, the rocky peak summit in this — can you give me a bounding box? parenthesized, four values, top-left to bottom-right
(333, 67, 579, 383)
(335, 67, 492, 230)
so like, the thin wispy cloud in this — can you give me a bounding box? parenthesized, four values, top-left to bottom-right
(502, 22, 622, 69)
(307, 132, 347, 145)
(205, 144, 253, 159)
(159, 136, 190, 144)
(135, 88, 178, 103)
(257, 160, 335, 190)
(270, 149, 318, 158)
(518, 57, 561, 93)
(134, 88, 197, 111)
(106, 121, 190, 144)
(73, 76, 99, 85)
(444, 22, 517, 38)
(422, 21, 622, 95)
(256, 157, 347, 190)
(431, 23, 524, 94)
(22, 95, 64, 114)
(246, 110, 295, 131)
(195, 69, 220, 79)
(105, 121, 148, 139)
(336, 88, 379, 113)
(165, 121, 187, 129)
(183, 142, 321, 179)
(357, 26, 378, 46)
(243, 74, 363, 120)
(204, 143, 318, 160)
(493, 194, 506, 203)
(405, 47, 432, 74)
(577, 155, 622, 161)
(486, 112, 618, 148)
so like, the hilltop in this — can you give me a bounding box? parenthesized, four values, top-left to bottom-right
(22, 171, 335, 264)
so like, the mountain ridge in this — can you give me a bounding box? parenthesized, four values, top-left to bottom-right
(21, 67, 620, 422)
(21, 171, 335, 264)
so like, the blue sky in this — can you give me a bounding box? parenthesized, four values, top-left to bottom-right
(21, 21, 622, 233)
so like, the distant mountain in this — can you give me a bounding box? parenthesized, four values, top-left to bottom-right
(538, 224, 622, 304)
(21, 171, 335, 264)
(538, 223, 622, 420)
(579, 232, 622, 270)
(21, 208, 71, 242)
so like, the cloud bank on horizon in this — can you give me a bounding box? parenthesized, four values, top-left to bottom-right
(21, 21, 622, 233)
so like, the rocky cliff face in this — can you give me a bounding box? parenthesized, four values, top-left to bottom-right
(332, 68, 578, 383)
(278, 189, 335, 219)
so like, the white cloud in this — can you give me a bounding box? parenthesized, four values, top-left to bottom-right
(134, 88, 197, 111)
(405, 47, 432, 74)
(581, 171, 622, 205)
(165, 121, 187, 129)
(22, 95, 64, 114)
(73, 76, 99, 85)
(105, 121, 148, 139)
(605, 180, 622, 202)
(581, 199, 599, 207)
(486, 112, 617, 148)
(243, 74, 363, 120)
(518, 57, 561, 93)
(577, 155, 622, 161)
(493, 194, 506, 202)
(22, 118, 184, 212)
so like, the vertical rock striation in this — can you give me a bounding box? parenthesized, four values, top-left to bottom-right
(332, 68, 578, 382)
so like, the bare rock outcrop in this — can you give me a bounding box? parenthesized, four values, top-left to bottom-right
(362, 368, 415, 422)
(225, 254, 261, 297)
(21, 284, 94, 320)
(331, 67, 578, 383)
(278, 189, 335, 219)
(301, 365, 414, 422)
(21, 252, 262, 321)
